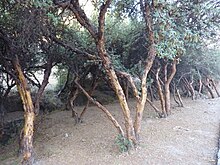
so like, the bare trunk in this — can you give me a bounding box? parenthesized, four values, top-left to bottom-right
(75, 80, 124, 136)
(13, 57, 35, 165)
(176, 88, 184, 107)
(155, 67, 166, 117)
(134, 1, 156, 140)
(183, 77, 195, 100)
(34, 57, 53, 115)
(210, 79, 220, 97)
(203, 82, 215, 99)
(146, 98, 162, 117)
(79, 77, 98, 121)
(148, 85, 154, 102)
(164, 84, 171, 115)
(164, 59, 177, 115)
(173, 83, 181, 107)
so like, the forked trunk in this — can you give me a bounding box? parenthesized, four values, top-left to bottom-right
(13, 57, 35, 165)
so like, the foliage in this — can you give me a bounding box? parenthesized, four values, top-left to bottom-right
(115, 134, 132, 152)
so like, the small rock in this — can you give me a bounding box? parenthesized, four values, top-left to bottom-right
(64, 133, 69, 138)
(81, 139, 86, 142)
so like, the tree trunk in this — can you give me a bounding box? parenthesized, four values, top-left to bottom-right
(164, 59, 177, 116)
(210, 79, 220, 97)
(67, 0, 135, 143)
(173, 83, 181, 107)
(79, 77, 98, 121)
(203, 81, 215, 99)
(13, 57, 35, 165)
(34, 56, 53, 115)
(75, 80, 124, 136)
(155, 67, 166, 117)
(146, 98, 162, 117)
(133, 0, 156, 141)
(148, 84, 154, 102)
(176, 87, 184, 107)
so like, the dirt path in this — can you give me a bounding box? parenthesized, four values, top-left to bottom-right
(1, 98, 220, 165)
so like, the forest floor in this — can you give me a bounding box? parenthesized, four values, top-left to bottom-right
(0, 97, 220, 165)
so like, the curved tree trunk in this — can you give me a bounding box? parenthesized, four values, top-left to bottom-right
(34, 56, 53, 115)
(75, 80, 124, 136)
(134, 0, 156, 141)
(67, 0, 135, 143)
(164, 59, 177, 116)
(79, 77, 98, 121)
(13, 57, 35, 165)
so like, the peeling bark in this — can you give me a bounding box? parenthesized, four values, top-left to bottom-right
(13, 57, 35, 165)
(134, 0, 156, 140)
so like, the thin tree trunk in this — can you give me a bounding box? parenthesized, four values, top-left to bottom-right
(133, 0, 157, 141)
(57, 69, 71, 97)
(148, 85, 154, 102)
(164, 59, 177, 116)
(79, 77, 98, 121)
(210, 79, 220, 97)
(146, 98, 163, 117)
(176, 88, 184, 107)
(173, 83, 181, 107)
(34, 56, 53, 115)
(203, 81, 215, 99)
(155, 67, 166, 117)
(75, 80, 124, 136)
(124, 79, 129, 101)
(13, 57, 35, 165)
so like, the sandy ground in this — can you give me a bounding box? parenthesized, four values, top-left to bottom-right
(1, 97, 220, 165)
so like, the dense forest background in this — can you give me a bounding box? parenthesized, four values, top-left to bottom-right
(0, 0, 220, 164)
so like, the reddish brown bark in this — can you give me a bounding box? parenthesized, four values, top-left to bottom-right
(67, 0, 135, 143)
(134, 0, 156, 140)
(13, 57, 35, 165)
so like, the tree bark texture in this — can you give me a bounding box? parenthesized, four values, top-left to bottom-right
(134, 0, 157, 140)
(13, 57, 35, 165)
